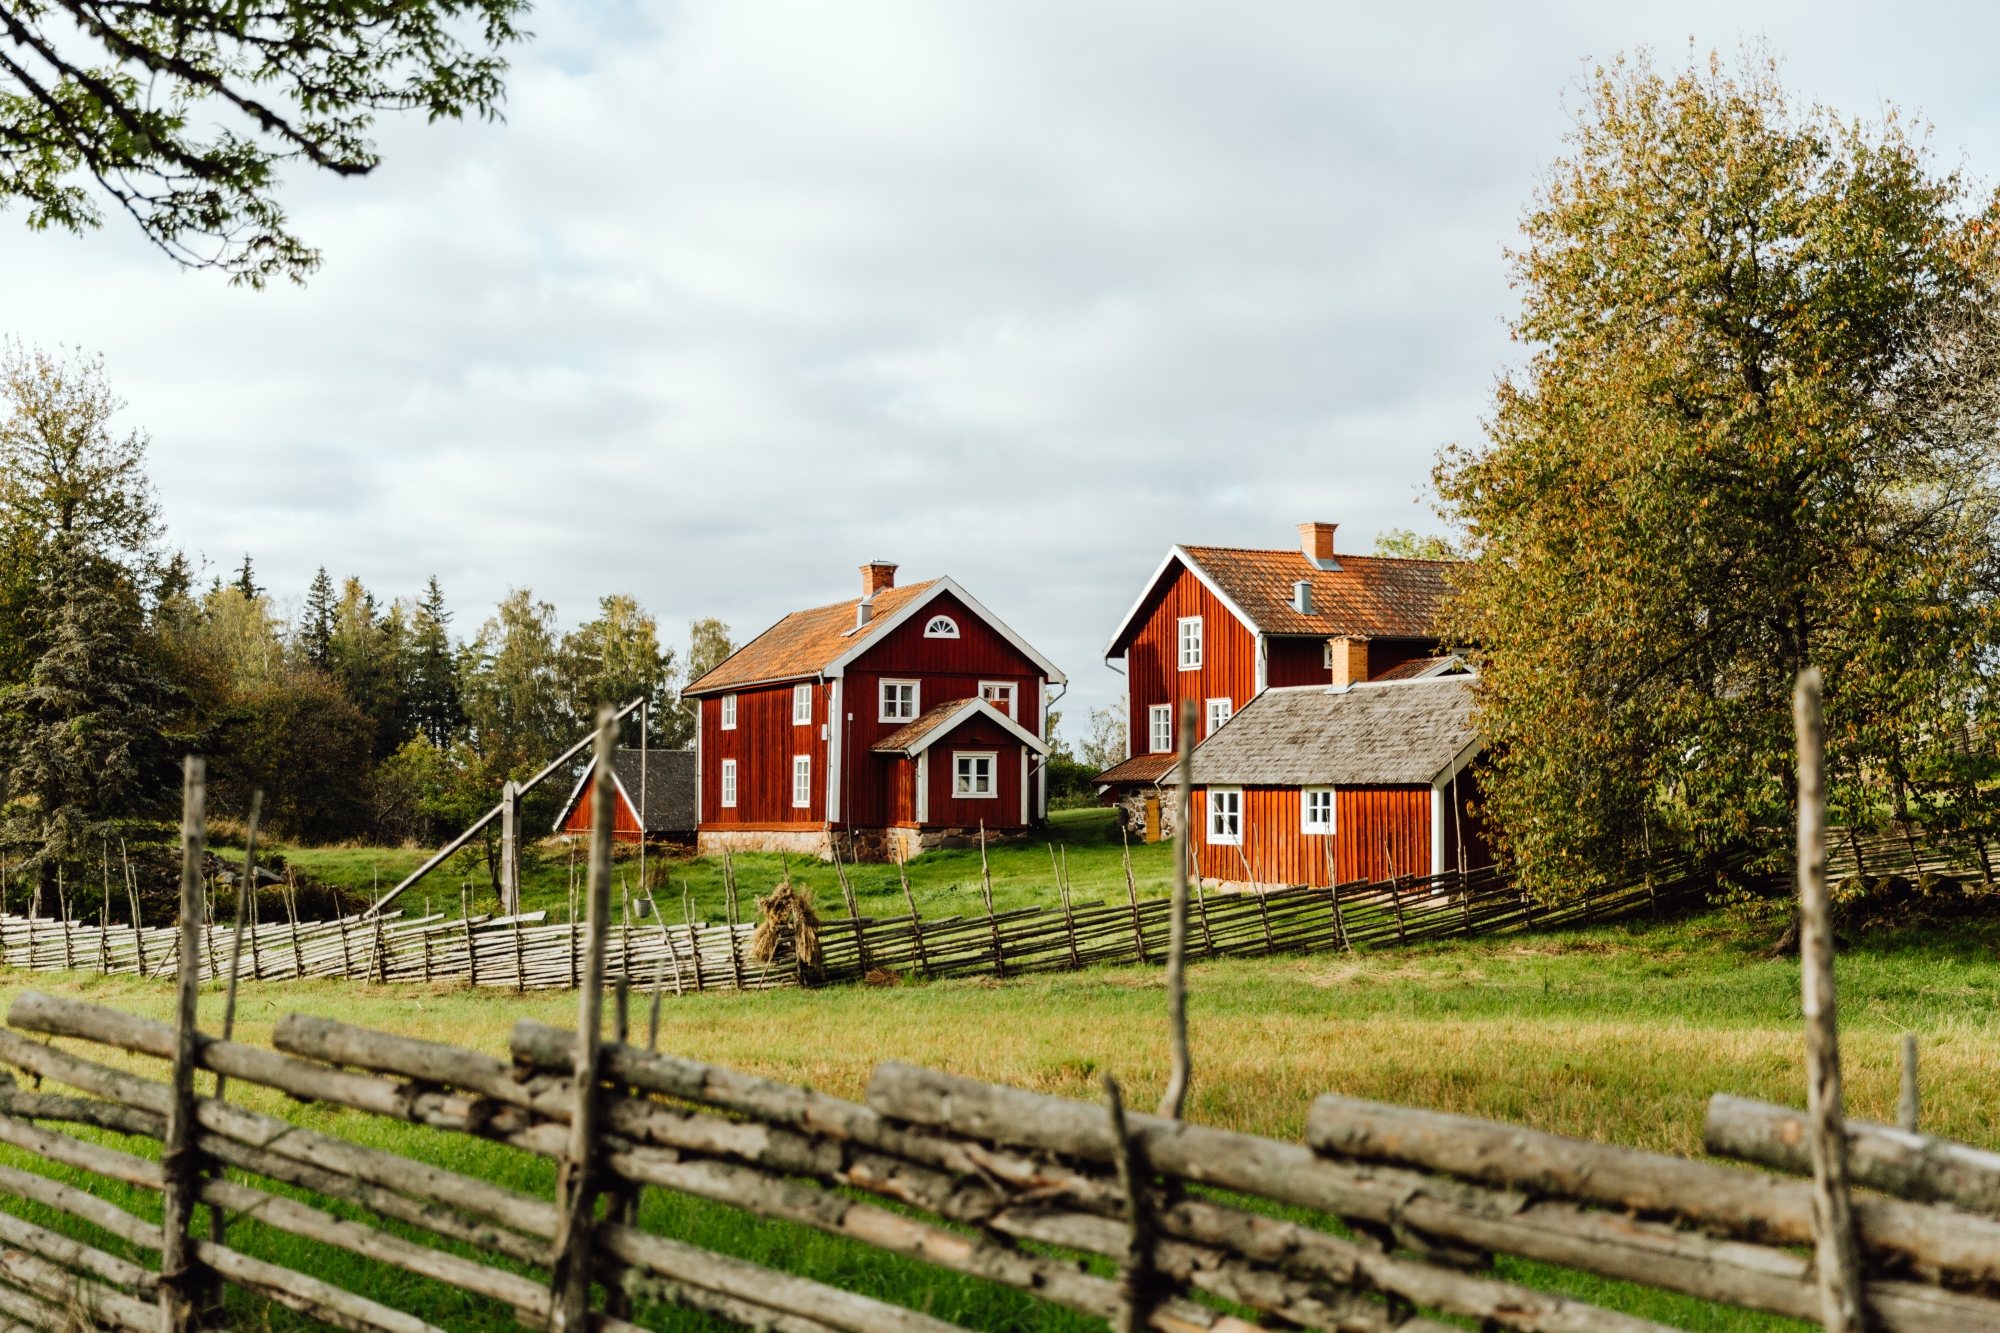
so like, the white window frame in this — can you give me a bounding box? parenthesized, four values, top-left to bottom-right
(1178, 616, 1203, 671)
(792, 683, 812, 725)
(720, 759, 738, 808)
(953, 751, 997, 799)
(1207, 787, 1242, 846)
(1205, 696, 1232, 736)
(1322, 640, 1334, 670)
(720, 695, 737, 730)
(791, 754, 812, 808)
(1302, 787, 1334, 834)
(978, 680, 1015, 718)
(923, 615, 960, 639)
(1149, 704, 1173, 754)
(879, 678, 920, 722)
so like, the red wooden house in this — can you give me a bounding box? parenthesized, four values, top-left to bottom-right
(684, 562, 1064, 862)
(1095, 521, 1455, 833)
(1178, 673, 1488, 887)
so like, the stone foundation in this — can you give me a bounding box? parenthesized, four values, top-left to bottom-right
(697, 829, 835, 861)
(697, 826, 1035, 864)
(1110, 786, 1180, 842)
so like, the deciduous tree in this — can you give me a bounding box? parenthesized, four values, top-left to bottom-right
(1437, 49, 2000, 893)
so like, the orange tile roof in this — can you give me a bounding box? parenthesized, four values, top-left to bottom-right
(1177, 545, 1452, 640)
(686, 580, 940, 694)
(871, 699, 972, 754)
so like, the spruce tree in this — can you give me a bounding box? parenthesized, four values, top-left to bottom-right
(405, 577, 463, 748)
(233, 554, 260, 599)
(0, 534, 186, 871)
(300, 567, 335, 668)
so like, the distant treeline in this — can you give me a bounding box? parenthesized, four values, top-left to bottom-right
(0, 339, 741, 895)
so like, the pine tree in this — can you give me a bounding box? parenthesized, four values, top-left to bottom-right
(233, 554, 260, 599)
(404, 577, 463, 748)
(300, 567, 335, 668)
(0, 534, 186, 871)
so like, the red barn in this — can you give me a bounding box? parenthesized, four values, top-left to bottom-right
(684, 562, 1064, 862)
(1095, 521, 1455, 832)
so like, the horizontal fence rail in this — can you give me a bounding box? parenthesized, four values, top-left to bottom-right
(0, 989, 1988, 1333)
(0, 853, 1722, 992)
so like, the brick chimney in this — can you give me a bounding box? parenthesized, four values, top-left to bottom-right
(1298, 522, 1341, 571)
(1328, 636, 1369, 690)
(861, 560, 898, 597)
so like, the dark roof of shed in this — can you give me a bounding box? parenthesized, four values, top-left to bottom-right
(1179, 677, 1480, 787)
(554, 748, 697, 833)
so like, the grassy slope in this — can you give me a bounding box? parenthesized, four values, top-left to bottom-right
(0, 914, 1993, 1329)
(282, 807, 1168, 921)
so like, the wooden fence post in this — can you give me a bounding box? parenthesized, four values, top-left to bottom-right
(723, 850, 746, 990)
(212, 789, 264, 1244)
(551, 707, 618, 1332)
(979, 822, 1004, 978)
(1795, 668, 1864, 1333)
(682, 885, 705, 992)
(160, 756, 207, 1333)
(898, 850, 930, 978)
(1120, 827, 1148, 964)
(1103, 1072, 1160, 1333)
(1898, 1032, 1920, 1133)
(1158, 697, 1196, 1119)
(1052, 846, 1081, 970)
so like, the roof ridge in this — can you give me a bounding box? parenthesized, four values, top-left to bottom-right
(777, 577, 942, 619)
(1180, 542, 1455, 567)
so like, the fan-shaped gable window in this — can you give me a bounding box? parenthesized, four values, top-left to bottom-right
(923, 615, 960, 639)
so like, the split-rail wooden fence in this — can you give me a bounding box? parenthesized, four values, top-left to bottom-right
(0, 856, 1723, 993)
(0, 689, 1986, 1332)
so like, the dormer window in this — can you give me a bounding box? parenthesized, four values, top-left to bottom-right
(924, 615, 960, 639)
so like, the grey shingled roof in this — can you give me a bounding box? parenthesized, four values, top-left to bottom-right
(1181, 676, 1479, 787)
(606, 748, 697, 832)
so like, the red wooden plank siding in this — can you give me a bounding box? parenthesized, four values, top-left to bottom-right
(1193, 784, 1433, 885)
(1263, 638, 1329, 689)
(1125, 562, 1259, 757)
(924, 718, 1028, 828)
(559, 782, 643, 843)
(700, 679, 827, 827)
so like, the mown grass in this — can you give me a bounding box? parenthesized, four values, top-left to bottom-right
(0, 912, 1992, 1330)
(282, 807, 1167, 922)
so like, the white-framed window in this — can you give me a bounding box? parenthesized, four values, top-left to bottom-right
(1178, 616, 1203, 670)
(924, 615, 960, 639)
(880, 679, 919, 722)
(1207, 788, 1242, 845)
(979, 681, 1015, 718)
(792, 683, 813, 725)
(1322, 640, 1333, 670)
(1302, 787, 1333, 833)
(791, 754, 811, 808)
(720, 695, 737, 730)
(1149, 704, 1173, 754)
(954, 752, 996, 798)
(720, 760, 738, 808)
(1205, 697, 1232, 736)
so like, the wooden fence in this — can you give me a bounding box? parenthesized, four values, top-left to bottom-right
(0, 703, 1985, 1332)
(0, 853, 1720, 992)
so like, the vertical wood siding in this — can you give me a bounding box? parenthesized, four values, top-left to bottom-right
(1192, 784, 1433, 884)
(1264, 638, 1329, 689)
(923, 714, 1027, 828)
(560, 782, 643, 843)
(700, 680, 827, 828)
(1124, 562, 1260, 758)
(835, 590, 1044, 830)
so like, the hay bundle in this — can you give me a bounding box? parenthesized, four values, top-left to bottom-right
(750, 881, 822, 973)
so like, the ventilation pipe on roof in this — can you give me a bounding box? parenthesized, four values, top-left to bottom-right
(1292, 579, 1313, 616)
(856, 595, 874, 629)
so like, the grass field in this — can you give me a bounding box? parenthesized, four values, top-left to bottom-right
(281, 806, 1165, 922)
(0, 911, 1992, 1330)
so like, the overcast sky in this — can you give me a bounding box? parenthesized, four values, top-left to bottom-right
(8, 0, 2000, 730)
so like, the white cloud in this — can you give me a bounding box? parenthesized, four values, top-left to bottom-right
(6, 0, 2000, 728)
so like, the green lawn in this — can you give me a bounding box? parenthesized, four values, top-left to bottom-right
(0, 911, 1992, 1329)
(280, 807, 1163, 923)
